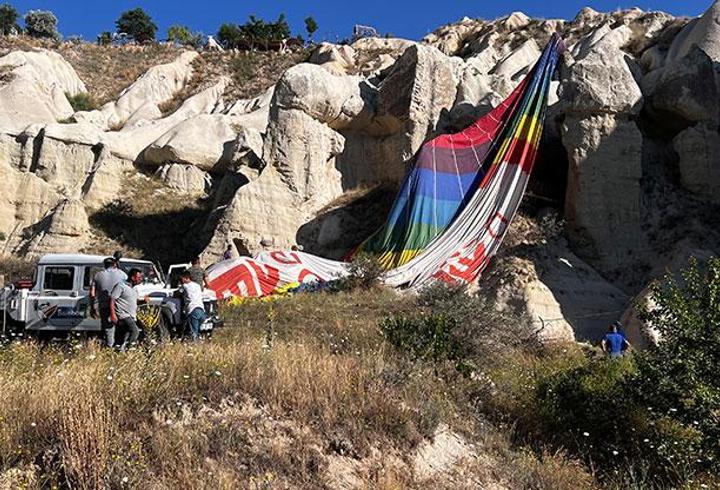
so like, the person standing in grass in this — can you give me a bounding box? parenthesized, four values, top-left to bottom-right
(601, 322, 632, 357)
(187, 257, 209, 288)
(177, 270, 206, 341)
(109, 268, 146, 351)
(90, 257, 128, 348)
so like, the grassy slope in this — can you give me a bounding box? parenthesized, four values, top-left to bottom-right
(0, 288, 595, 489)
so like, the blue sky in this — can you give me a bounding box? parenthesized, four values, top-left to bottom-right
(9, 0, 712, 42)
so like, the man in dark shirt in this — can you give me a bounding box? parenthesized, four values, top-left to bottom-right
(601, 323, 632, 357)
(187, 257, 209, 288)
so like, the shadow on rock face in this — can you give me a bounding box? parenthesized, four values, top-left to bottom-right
(296, 184, 397, 260)
(89, 199, 207, 265)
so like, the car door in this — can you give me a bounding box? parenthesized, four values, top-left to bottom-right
(26, 265, 98, 331)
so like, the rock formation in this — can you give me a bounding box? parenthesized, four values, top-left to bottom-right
(2, 2, 720, 343)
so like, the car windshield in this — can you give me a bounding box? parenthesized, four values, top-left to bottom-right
(120, 261, 162, 284)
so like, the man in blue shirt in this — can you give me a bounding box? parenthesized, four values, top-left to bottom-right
(601, 323, 632, 357)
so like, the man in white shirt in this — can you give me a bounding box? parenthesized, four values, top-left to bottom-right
(177, 270, 206, 341)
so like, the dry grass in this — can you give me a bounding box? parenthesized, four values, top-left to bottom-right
(0, 256, 34, 284)
(0, 287, 597, 488)
(159, 49, 309, 116)
(0, 36, 182, 106)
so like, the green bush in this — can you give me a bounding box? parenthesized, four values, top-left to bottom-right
(500, 258, 720, 486)
(341, 253, 383, 291)
(167, 24, 202, 48)
(416, 282, 535, 354)
(381, 314, 472, 374)
(217, 14, 292, 50)
(217, 23, 242, 49)
(304, 16, 318, 42)
(0, 3, 19, 36)
(65, 92, 96, 112)
(24, 9, 59, 40)
(381, 283, 531, 376)
(116, 8, 157, 44)
(634, 257, 720, 475)
(97, 31, 112, 46)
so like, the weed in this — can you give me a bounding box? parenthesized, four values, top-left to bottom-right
(65, 92, 97, 112)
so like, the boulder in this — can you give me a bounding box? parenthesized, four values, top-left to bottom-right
(673, 122, 720, 203)
(351, 37, 415, 54)
(273, 63, 368, 130)
(22, 199, 89, 257)
(104, 79, 228, 162)
(142, 114, 238, 171)
(489, 241, 629, 343)
(0, 49, 86, 133)
(309, 43, 356, 75)
(74, 51, 199, 130)
(491, 38, 540, 80)
(649, 46, 718, 124)
(664, 0, 720, 63)
(155, 164, 210, 194)
(203, 109, 345, 259)
(563, 114, 643, 270)
(422, 17, 486, 56)
(80, 149, 133, 208)
(376, 44, 459, 169)
(560, 29, 643, 115)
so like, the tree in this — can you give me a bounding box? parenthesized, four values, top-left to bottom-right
(304, 16, 318, 42)
(0, 3, 18, 36)
(116, 8, 157, 44)
(167, 24, 202, 48)
(635, 257, 720, 473)
(271, 13, 290, 39)
(217, 23, 242, 49)
(97, 31, 112, 46)
(24, 10, 59, 40)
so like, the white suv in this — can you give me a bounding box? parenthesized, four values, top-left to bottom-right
(0, 254, 222, 340)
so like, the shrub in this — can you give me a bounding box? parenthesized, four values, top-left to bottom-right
(65, 92, 96, 112)
(341, 253, 383, 290)
(304, 16, 318, 42)
(97, 31, 112, 46)
(634, 257, 720, 475)
(381, 283, 532, 376)
(218, 14, 292, 50)
(24, 9, 59, 40)
(167, 24, 202, 48)
(416, 282, 536, 355)
(116, 8, 157, 44)
(496, 258, 720, 486)
(0, 3, 19, 36)
(217, 22, 242, 49)
(381, 314, 472, 374)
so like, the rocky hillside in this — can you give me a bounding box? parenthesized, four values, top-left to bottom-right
(2, 3, 720, 342)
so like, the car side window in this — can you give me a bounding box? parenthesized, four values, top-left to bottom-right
(83, 266, 103, 290)
(43, 267, 75, 291)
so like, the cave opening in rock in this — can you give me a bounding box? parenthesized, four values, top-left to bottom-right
(524, 114, 568, 216)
